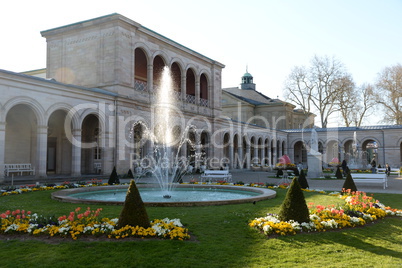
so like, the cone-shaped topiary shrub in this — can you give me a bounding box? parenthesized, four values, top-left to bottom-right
(344, 166, 350, 176)
(117, 179, 150, 229)
(335, 167, 343, 179)
(108, 166, 120, 185)
(276, 169, 283, 177)
(127, 169, 134, 179)
(342, 173, 357, 192)
(278, 178, 310, 223)
(297, 169, 309, 189)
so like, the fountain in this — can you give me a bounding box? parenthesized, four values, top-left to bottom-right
(130, 67, 195, 197)
(347, 131, 367, 169)
(52, 66, 276, 206)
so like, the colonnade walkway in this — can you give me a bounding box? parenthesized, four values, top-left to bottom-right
(2, 169, 402, 195)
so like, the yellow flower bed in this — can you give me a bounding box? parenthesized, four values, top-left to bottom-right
(0, 207, 190, 241)
(250, 190, 402, 237)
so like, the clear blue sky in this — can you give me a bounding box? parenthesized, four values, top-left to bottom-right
(1, 0, 401, 125)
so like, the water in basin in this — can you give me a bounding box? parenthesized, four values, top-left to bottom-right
(70, 187, 260, 203)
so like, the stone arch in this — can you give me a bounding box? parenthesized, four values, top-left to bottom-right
(185, 67, 196, 100)
(131, 120, 151, 165)
(134, 47, 149, 90)
(361, 138, 380, 166)
(78, 106, 107, 135)
(80, 113, 102, 174)
(47, 108, 73, 175)
(170, 61, 183, 94)
(169, 57, 185, 69)
(4, 103, 40, 166)
(152, 54, 168, 88)
(3, 97, 46, 125)
(200, 73, 209, 105)
(133, 43, 152, 62)
(293, 140, 307, 165)
(46, 102, 79, 130)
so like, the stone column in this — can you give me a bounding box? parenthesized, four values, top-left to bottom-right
(181, 74, 186, 101)
(246, 144, 251, 169)
(273, 145, 277, 166)
(229, 144, 234, 169)
(254, 145, 258, 165)
(0, 122, 5, 183)
(261, 140, 265, 165)
(147, 64, 153, 92)
(71, 129, 82, 176)
(237, 146, 243, 169)
(195, 79, 200, 105)
(36, 125, 48, 179)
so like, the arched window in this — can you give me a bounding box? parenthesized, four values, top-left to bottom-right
(186, 69, 196, 104)
(153, 55, 166, 90)
(134, 48, 148, 91)
(200, 73, 208, 106)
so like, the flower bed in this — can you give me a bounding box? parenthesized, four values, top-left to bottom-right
(1, 180, 112, 197)
(0, 207, 189, 240)
(249, 189, 402, 237)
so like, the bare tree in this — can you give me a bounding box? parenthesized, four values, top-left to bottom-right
(284, 55, 352, 128)
(334, 75, 356, 127)
(283, 66, 313, 114)
(337, 81, 376, 127)
(375, 64, 402, 124)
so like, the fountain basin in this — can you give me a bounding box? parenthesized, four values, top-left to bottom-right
(51, 184, 276, 207)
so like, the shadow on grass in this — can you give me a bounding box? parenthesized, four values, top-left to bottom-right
(277, 217, 402, 260)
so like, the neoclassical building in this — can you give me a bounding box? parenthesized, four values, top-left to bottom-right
(1, 13, 402, 182)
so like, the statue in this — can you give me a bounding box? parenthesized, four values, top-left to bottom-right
(307, 127, 322, 178)
(310, 128, 319, 154)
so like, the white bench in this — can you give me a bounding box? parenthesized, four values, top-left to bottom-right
(377, 168, 400, 176)
(4, 164, 35, 176)
(94, 163, 102, 174)
(201, 169, 232, 183)
(351, 173, 387, 189)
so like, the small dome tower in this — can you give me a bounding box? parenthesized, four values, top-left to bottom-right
(240, 67, 256, 90)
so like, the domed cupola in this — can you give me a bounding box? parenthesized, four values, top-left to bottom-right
(240, 67, 256, 90)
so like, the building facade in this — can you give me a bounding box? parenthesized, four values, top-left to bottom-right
(1, 14, 402, 182)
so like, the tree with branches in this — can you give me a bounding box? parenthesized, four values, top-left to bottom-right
(284, 55, 353, 128)
(337, 82, 376, 126)
(375, 64, 402, 124)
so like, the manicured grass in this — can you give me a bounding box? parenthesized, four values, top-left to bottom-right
(0, 189, 401, 267)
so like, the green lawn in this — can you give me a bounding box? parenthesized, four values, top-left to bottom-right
(0, 189, 401, 267)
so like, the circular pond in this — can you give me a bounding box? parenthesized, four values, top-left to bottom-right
(51, 184, 276, 207)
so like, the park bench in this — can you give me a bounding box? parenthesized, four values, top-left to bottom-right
(201, 169, 232, 183)
(377, 168, 400, 176)
(4, 164, 35, 176)
(351, 173, 387, 189)
(94, 163, 102, 174)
